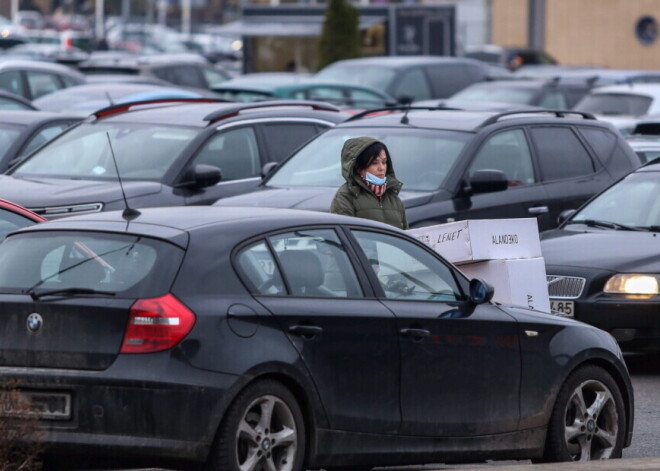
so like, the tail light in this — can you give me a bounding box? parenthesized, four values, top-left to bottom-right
(121, 294, 196, 354)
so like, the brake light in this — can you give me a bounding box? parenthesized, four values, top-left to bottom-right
(121, 294, 196, 354)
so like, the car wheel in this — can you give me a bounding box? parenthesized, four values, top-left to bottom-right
(207, 380, 306, 471)
(542, 365, 625, 462)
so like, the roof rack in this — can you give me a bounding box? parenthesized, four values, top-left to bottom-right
(345, 106, 458, 122)
(203, 100, 342, 123)
(478, 109, 596, 127)
(93, 98, 228, 119)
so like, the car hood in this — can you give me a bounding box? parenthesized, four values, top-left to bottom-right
(0, 175, 163, 208)
(213, 186, 433, 211)
(541, 229, 660, 272)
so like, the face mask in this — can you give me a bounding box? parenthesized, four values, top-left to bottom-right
(365, 172, 387, 186)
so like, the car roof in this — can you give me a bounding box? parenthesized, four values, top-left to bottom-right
(323, 55, 485, 69)
(19, 206, 397, 242)
(0, 59, 84, 78)
(335, 108, 600, 133)
(589, 83, 660, 97)
(0, 110, 83, 125)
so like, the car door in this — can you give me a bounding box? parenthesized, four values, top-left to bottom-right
(245, 228, 401, 433)
(348, 228, 521, 437)
(529, 125, 610, 226)
(454, 128, 553, 229)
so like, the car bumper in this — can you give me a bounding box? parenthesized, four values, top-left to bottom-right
(0, 354, 238, 466)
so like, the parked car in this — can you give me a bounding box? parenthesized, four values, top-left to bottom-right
(0, 100, 349, 218)
(0, 90, 37, 110)
(624, 117, 660, 163)
(214, 108, 640, 232)
(32, 82, 208, 116)
(314, 56, 494, 102)
(0, 197, 44, 239)
(445, 77, 594, 110)
(0, 205, 633, 469)
(0, 110, 82, 171)
(541, 160, 660, 352)
(213, 77, 395, 109)
(573, 83, 660, 135)
(463, 44, 558, 71)
(77, 53, 231, 92)
(0, 59, 85, 100)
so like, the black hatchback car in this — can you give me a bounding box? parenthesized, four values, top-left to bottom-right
(541, 160, 660, 352)
(0, 99, 348, 218)
(214, 108, 641, 232)
(0, 206, 633, 469)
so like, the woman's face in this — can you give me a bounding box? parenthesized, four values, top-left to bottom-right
(360, 150, 388, 179)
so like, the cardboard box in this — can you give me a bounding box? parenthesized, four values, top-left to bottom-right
(407, 218, 542, 265)
(459, 257, 550, 313)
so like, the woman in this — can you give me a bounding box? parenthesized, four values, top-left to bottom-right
(330, 136, 408, 230)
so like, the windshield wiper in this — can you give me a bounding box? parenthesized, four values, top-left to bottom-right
(29, 288, 117, 301)
(564, 219, 646, 231)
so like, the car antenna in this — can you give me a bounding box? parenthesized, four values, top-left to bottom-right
(105, 132, 140, 221)
(105, 91, 114, 106)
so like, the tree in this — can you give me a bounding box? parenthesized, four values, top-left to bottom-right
(317, 0, 361, 71)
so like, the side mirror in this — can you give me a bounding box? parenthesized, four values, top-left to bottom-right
(558, 209, 577, 226)
(469, 278, 494, 304)
(261, 162, 278, 179)
(193, 164, 222, 188)
(467, 169, 508, 194)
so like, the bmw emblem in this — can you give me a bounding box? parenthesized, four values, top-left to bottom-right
(26, 313, 43, 333)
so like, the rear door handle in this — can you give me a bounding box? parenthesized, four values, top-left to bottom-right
(288, 325, 323, 338)
(399, 328, 431, 340)
(528, 206, 549, 214)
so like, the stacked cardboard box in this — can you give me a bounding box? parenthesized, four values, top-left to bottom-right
(408, 218, 550, 313)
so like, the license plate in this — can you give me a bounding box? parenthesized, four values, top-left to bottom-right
(0, 391, 71, 420)
(550, 299, 575, 317)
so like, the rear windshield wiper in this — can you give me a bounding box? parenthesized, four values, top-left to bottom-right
(29, 288, 117, 301)
(564, 219, 646, 231)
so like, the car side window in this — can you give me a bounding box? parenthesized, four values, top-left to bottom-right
(0, 71, 25, 97)
(530, 126, 595, 180)
(392, 68, 432, 101)
(26, 71, 62, 99)
(201, 66, 229, 88)
(425, 64, 471, 98)
(270, 229, 363, 298)
(352, 230, 462, 301)
(539, 90, 567, 109)
(193, 127, 260, 181)
(349, 89, 388, 107)
(154, 66, 205, 88)
(306, 87, 344, 103)
(236, 241, 286, 295)
(468, 129, 536, 186)
(260, 123, 322, 163)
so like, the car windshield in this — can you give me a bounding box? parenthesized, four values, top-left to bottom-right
(451, 85, 536, 104)
(574, 93, 652, 116)
(11, 122, 197, 181)
(570, 171, 660, 230)
(267, 127, 470, 192)
(315, 65, 396, 91)
(0, 231, 184, 297)
(0, 123, 24, 162)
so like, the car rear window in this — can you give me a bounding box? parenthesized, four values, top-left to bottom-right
(0, 231, 184, 298)
(574, 93, 653, 116)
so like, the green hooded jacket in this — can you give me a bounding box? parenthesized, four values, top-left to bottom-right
(330, 136, 408, 230)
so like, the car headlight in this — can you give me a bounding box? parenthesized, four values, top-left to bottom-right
(604, 274, 660, 295)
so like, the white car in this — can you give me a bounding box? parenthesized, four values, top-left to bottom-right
(574, 83, 660, 135)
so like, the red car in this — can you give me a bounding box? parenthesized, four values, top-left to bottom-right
(0, 199, 45, 240)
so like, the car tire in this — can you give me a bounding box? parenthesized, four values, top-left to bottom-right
(206, 379, 306, 471)
(541, 365, 625, 462)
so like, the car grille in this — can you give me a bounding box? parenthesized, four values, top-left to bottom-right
(547, 275, 586, 299)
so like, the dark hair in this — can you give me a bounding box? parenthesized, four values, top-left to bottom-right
(356, 142, 389, 171)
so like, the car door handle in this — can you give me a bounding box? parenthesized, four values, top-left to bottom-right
(399, 328, 431, 340)
(288, 325, 323, 338)
(528, 206, 549, 214)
